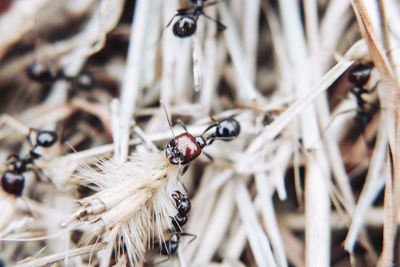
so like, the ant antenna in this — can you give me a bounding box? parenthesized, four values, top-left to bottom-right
(160, 100, 176, 138)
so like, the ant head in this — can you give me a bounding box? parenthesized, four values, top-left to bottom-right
(2, 171, 25, 196)
(166, 133, 202, 165)
(215, 118, 241, 141)
(348, 63, 373, 87)
(173, 16, 197, 37)
(26, 62, 57, 84)
(161, 101, 202, 165)
(36, 130, 58, 148)
(172, 191, 191, 214)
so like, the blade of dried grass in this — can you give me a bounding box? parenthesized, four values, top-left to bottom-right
(351, 1, 400, 265)
(15, 243, 107, 267)
(118, 0, 153, 162)
(218, 2, 264, 104)
(255, 173, 288, 267)
(235, 178, 277, 267)
(305, 151, 330, 267)
(191, 179, 235, 265)
(344, 112, 387, 253)
(245, 60, 353, 154)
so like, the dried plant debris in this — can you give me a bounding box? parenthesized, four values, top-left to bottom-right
(0, 0, 400, 266)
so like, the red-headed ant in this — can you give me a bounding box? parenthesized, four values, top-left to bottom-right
(1, 129, 58, 196)
(165, 117, 240, 168)
(167, 0, 226, 38)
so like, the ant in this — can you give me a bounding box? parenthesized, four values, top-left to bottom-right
(167, 0, 226, 38)
(347, 62, 378, 130)
(26, 61, 95, 91)
(165, 117, 240, 165)
(159, 191, 195, 259)
(1, 129, 58, 196)
(26, 61, 59, 85)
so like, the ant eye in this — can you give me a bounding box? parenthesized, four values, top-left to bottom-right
(2, 171, 25, 196)
(216, 119, 241, 141)
(36, 131, 58, 148)
(173, 17, 197, 37)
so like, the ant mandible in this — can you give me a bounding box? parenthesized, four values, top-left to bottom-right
(1, 129, 58, 196)
(167, 0, 226, 38)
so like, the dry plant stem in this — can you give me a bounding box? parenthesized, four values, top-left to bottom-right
(351, 1, 400, 265)
(0, 0, 51, 60)
(304, 150, 330, 267)
(191, 179, 235, 265)
(235, 178, 277, 267)
(344, 112, 387, 253)
(243, 0, 260, 84)
(245, 60, 353, 154)
(218, 2, 263, 104)
(118, 0, 152, 163)
(255, 173, 288, 267)
(306, 0, 355, 222)
(15, 243, 107, 267)
(282, 207, 400, 230)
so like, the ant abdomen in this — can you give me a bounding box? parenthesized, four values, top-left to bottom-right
(1, 171, 25, 196)
(173, 17, 197, 37)
(215, 118, 241, 141)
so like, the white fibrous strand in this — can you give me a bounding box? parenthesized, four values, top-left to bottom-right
(62, 151, 184, 266)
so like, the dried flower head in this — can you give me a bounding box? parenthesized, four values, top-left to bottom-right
(62, 151, 186, 265)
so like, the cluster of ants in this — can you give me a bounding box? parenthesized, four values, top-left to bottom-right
(156, 115, 240, 261)
(1, 129, 58, 197)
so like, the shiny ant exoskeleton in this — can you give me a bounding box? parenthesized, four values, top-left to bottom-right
(160, 191, 195, 258)
(167, 0, 226, 38)
(347, 62, 378, 128)
(1, 129, 58, 196)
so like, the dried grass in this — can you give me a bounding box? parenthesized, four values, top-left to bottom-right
(0, 0, 399, 266)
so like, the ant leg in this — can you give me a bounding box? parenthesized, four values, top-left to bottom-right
(202, 123, 217, 136)
(175, 120, 188, 133)
(166, 9, 195, 28)
(203, 0, 225, 8)
(202, 12, 226, 31)
(180, 232, 197, 243)
(202, 151, 214, 162)
(180, 163, 191, 176)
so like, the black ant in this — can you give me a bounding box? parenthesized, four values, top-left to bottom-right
(160, 191, 196, 259)
(26, 61, 59, 84)
(347, 62, 378, 130)
(1, 129, 58, 196)
(26, 61, 95, 91)
(167, 0, 226, 38)
(165, 117, 240, 166)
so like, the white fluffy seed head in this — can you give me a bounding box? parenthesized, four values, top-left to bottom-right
(63, 151, 185, 265)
